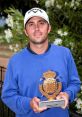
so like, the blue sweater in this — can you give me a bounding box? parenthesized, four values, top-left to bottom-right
(1, 44, 80, 117)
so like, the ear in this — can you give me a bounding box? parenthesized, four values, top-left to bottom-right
(48, 24, 51, 33)
(24, 29, 28, 37)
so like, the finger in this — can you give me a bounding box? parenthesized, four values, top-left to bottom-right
(33, 103, 47, 113)
(38, 106, 47, 113)
(56, 93, 63, 100)
(33, 101, 39, 111)
(32, 97, 40, 112)
(34, 97, 40, 103)
(30, 97, 47, 113)
(60, 94, 68, 109)
(34, 98, 47, 112)
(30, 97, 39, 111)
(34, 106, 47, 113)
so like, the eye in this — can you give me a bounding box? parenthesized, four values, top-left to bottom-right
(39, 20, 46, 25)
(40, 21, 44, 24)
(28, 22, 34, 27)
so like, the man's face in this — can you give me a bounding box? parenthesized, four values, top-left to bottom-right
(24, 16, 51, 44)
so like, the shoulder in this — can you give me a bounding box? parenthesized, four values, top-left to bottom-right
(50, 44, 73, 60)
(9, 48, 27, 64)
(51, 44, 71, 54)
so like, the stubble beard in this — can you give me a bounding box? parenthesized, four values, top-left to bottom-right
(30, 37, 48, 45)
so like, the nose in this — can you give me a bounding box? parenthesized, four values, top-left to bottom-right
(35, 24, 39, 31)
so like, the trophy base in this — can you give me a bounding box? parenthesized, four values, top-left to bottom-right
(39, 99, 65, 108)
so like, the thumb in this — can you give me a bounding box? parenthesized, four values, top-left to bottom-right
(56, 95, 62, 100)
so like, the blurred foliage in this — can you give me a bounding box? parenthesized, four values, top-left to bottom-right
(0, 8, 28, 52)
(4, 8, 27, 47)
(0, 0, 38, 14)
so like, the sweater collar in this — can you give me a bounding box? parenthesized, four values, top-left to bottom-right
(27, 43, 51, 55)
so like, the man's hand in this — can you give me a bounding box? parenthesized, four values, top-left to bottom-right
(30, 97, 47, 113)
(56, 92, 69, 109)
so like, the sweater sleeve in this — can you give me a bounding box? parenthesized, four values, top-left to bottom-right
(1, 60, 32, 114)
(64, 49, 81, 102)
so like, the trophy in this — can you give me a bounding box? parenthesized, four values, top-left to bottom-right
(39, 70, 65, 108)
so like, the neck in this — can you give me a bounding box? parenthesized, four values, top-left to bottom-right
(29, 40, 49, 54)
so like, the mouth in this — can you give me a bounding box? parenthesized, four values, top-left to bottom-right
(34, 31, 42, 37)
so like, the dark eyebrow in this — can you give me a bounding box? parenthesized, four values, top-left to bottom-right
(38, 19, 47, 23)
(27, 21, 34, 24)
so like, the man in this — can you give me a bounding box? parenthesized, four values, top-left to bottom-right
(1, 8, 81, 117)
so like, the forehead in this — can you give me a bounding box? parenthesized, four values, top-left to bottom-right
(27, 16, 47, 23)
